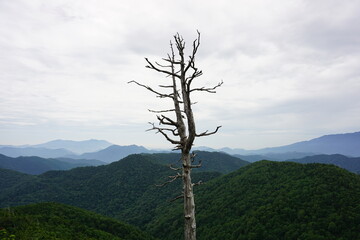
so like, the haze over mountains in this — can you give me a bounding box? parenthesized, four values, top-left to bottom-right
(197, 131, 360, 157)
(1, 131, 359, 162)
(31, 139, 113, 154)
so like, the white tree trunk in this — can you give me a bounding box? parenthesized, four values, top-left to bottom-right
(183, 153, 196, 240)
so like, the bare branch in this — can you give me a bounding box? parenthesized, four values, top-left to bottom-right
(159, 84, 174, 88)
(156, 172, 182, 187)
(169, 194, 184, 202)
(147, 123, 181, 143)
(190, 159, 202, 168)
(190, 80, 224, 93)
(196, 126, 222, 137)
(192, 180, 204, 187)
(149, 109, 176, 113)
(155, 61, 172, 68)
(128, 80, 174, 99)
(146, 58, 181, 78)
(169, 164, 183, 171)
(157, 115, 178, 127)
(184, 31, 200, 74)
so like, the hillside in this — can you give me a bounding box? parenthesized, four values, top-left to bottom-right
(288, 154, 360, 174)
(146, 151, 250, 173)
(146, 161, 360, 240)
(0, 154, 220, 227)
(0, 154, 105, 175)
(1, 155, 360, 239)
(0, 202, 156, 240)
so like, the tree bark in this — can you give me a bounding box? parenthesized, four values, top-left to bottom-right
(183, 152, 196, 240)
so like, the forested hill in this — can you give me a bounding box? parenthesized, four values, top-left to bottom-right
(147, 161, 360, 240)
(0, 202, 156, 240)
(1, 155, 360, 239)
(145, 151, 250, 173)
(0, 154, 220, 226)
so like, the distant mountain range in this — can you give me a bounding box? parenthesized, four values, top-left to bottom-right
(196, 131, 360, 157)
(71, 144, 153, 163)
(0, 146, 74, 158)
(32, 139, 113, 154)
(0, 154, 105, 175)
(253, 131, 360, 156)
(0, 131, 359, 164)
(287, 154, 360, 174)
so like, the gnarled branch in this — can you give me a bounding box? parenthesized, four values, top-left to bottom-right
(128, 80, 174, 99)
(196, 126, 222, 137)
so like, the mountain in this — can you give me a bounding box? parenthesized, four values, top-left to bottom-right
(146, 151, 250, 174)
(75, 144, 153, 163)
(196, 131, 360, 157)
(0, 154, 105, 175)
(0, 153, 220, 227)
(32, 139, 113, 154)
(147, 161, 360, 240)
(1, 154, 360, 239)
(288, 154, 360, 174)
(0, 202, 156, 240)
(234, 152, 317, 162)
(0, 146, 74, 158)
(254, 131, 360, 156)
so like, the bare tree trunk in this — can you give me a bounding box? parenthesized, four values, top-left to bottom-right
(129, 31, 222, 240)
(183, 152, 196, 240)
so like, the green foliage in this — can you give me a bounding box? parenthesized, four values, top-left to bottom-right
(2, 154, 360, 240)
(0, 154, 221, 228)
(146, 161, 360, 240)
(146, 151, 249, 174)
(0, 202, 156, 240)
(0, 228, 15, 240)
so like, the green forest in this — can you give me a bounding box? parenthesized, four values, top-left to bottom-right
(1, 153, 360, 239)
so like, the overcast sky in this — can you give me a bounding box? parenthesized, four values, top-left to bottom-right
(1, 0, 359, 149)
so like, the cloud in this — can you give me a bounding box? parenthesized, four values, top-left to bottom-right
(0, 0, 359, 148)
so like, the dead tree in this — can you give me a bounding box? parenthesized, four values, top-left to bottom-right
(129, 31, 222, 240)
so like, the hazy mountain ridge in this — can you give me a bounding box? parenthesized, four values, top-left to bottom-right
(73, 144, 154, 163)
(253, 131, 360, 156)
(287, 154, 360, 174)
(1, 131, 359, 161)
(0, 154, 105, 175)
(0, 146, 74, 158)
(32, 139, 113, 154)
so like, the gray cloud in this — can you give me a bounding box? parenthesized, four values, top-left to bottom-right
(1, 0, 359, 148)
